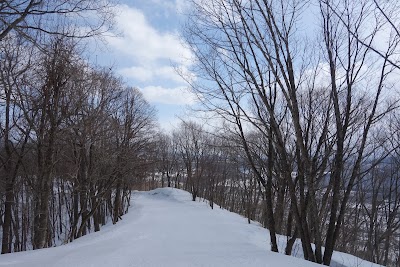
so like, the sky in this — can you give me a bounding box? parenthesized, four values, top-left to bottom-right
(92, 0, 196, 131)
(89, 0, 400, 133)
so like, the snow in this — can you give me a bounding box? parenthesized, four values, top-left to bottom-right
(0, 188, 381, 267)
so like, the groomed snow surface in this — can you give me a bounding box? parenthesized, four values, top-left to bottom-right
(0, 188, 381, 267)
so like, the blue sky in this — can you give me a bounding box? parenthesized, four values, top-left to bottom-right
(93, 0, 195, 130)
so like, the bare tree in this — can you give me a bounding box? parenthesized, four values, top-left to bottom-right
(111, 87, 156, 224)
(20, 37, 78, 249)
(0, 35, 33, 253)
(0, 0, 115, 43)
(322, 0, 400, 70)
(174, 121, 208, 201)
(156, 133, 181, 188)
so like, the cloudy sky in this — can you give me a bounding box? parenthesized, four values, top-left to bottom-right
(94, 0, 195, 130)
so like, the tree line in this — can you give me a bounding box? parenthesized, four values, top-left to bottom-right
(164, 0, 400, 266)
(0, 35, 156, 252)
(0, 0, 157, 254)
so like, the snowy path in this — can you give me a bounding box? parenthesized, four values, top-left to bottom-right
(0, 188, 378, 267)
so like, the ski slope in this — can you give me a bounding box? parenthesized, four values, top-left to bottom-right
(0, 188, 380, 267)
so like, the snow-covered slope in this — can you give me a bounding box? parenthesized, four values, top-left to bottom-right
(0, 188, 380, 267)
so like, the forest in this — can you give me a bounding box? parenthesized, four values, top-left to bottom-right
(1, 0, 400, 267)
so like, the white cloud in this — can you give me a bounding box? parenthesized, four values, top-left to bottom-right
(140, 86, 198, 105)
(119, 66, 153, 82)
(107, 4, 193, 66)
(118, 65, 193, 84)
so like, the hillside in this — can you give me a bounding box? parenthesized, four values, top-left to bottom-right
(0, 188, 380, 267)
